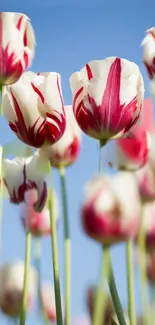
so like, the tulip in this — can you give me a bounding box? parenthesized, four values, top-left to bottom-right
(39, 105, 81, 168)
(3, 71, 66, 147)
(3, 151, 48, 212)
(142, 28, 155, 80)
(21, 189, 59, 236)
(70, 57, 144, 142)
(0, 12, 35, 85)
(40, 282, 56, 321)
(0, 261, 36, 317)
(81, 172, 141, 244)
(107, 98, 154, 171)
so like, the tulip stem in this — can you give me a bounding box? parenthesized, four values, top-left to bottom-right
(126, 239, 136, 325)
(92, 246, 110, 325)
(104, 245, 127, 325)
(48, 182, 63, 325)
(99, 141, 103, 172)
(137, 207, 150, 325)
(34, 238, 50, 325)
(20, 231, 31, 325)
(59, 166, 71, 325)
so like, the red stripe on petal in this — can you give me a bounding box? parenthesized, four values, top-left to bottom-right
(73, 86, 83, 113)
(23, 29, 27, 46)
(16, 16, 24, 30)
(149, 30, 155, 41)
(86, 64, 93, 80)
(31, 83, 45, 104)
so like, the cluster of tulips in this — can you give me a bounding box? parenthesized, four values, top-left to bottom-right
(1, 10, 155, 325)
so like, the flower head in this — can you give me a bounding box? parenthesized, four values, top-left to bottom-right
(70, 57, 144, 141)
(0, 261, 37, 317)
(0, 12, 35, 85)
(40, 282, 56, 321)
(81, 172, 141, 244)
(3, 71, 66, 148)
(3, 151, 48, 212)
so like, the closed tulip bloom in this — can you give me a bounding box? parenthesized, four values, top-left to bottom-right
(0, 261, 37, 317)
(3, 151, 48, 212)
(70, 57, 144, 141)
(40, 105, 81, 168)
(0, 12, 35, 85)
(3, 71, 66, 148)
(40, 283, 56, 321)
(21, 189, 59, 236)
(135, 163, 155, 202)
(81, 172, 141, 244)
(108, 98, 154, 171)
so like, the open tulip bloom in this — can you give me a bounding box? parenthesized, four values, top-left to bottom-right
(70, 57, 144, 142)
(0, 12, 35, 85)
(3, 71, 66, 148)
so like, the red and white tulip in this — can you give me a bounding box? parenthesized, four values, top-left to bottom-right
(0, 12, 35, 85)
(3, 151, 48, 212)
(0, 261, 36, 317)
(21, 189, 59, 236)
(70, 57, 144, 141)
(81, 172, 141, 244)
(3, 71, 66, 148)
(40, 105, 81, 168)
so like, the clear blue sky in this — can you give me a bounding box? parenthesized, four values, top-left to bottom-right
(0, 0, 154, 324)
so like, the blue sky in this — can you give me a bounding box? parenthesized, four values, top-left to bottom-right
(0, 0, 155, 324)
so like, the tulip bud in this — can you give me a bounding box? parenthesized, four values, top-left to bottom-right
(39, 105, 81, 168)
(81, 172, 141, 244)
(3, 72, 66, 148)
(0, 12, 35, 85)
(0, 261, 37, 317)
(70, 57, 144, 141)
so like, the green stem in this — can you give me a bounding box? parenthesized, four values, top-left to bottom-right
(105, 246, 126, 325)
(126, 239, 136, 325)
(137, 207, 150, 325)
(48, 184, 63, 325)
(20, 231, 31, 325)
(92, 246, 110, 325)
(98, 141, 103, 172)
(59, 166, 71, 325)
(34, 238, 50, 325)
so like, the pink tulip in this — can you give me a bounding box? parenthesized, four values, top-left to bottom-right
(0, 262, 36, 317)
(3, 71, 66, 148)
(107, 99, 154, 171)
(0, 12, 35, 85)
(81, 172, 141, 244)
(40, 283, 56, 321)
(3, 152, 48, 212)
(40, 105, 81, 168)
(70, 57, 144, 141)
(21, 189, 58, 236)
(142, 28, 155, 80)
